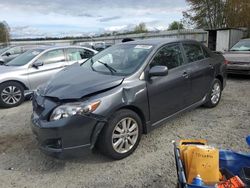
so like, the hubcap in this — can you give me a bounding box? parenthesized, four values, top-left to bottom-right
(112, 117, 139, 154)
(1, 86, 22, 105)
(211, 82, 221, 104)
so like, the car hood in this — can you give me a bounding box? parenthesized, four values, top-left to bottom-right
(40, 63, 124, 100)
(223, 51, 250, 63)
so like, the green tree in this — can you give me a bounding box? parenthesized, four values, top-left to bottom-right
(183, 0, 250, 29)
(134, 22, 148, 33)
(168, 21, 184, 30)
(0, 21, 10, 43)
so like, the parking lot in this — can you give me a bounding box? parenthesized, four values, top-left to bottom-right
(0, 75, 249, 188)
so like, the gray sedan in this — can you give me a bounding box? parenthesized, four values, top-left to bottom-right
(31, 38, 226, 159)
(0, 46, 97, 108)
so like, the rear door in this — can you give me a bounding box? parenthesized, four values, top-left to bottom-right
(27, 49, 67, 90)
(146, 43, 191, 125)
(182, 42, 214, 105)
(65, 48, 95, 65)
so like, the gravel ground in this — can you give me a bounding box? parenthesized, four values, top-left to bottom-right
(0, 75, 249, 188)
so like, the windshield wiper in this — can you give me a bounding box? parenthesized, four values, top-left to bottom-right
(90, 58, 117, 74)
(96, 60, 117, 74)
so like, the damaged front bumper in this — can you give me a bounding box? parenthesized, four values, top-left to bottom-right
(31, 111, 106, 158)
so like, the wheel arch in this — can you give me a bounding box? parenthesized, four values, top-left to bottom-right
(117, 105, 148, 134)
(0, 80, 29, 90)
(215, 74, 223, 89)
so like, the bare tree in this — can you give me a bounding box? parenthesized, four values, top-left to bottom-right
(0, 21, 10, 44)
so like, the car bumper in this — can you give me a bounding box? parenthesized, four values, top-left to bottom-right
(31, 112, 105, 158)
(227, 64, 250, 75)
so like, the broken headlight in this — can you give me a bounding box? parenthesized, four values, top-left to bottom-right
(50, 101, 100, 121)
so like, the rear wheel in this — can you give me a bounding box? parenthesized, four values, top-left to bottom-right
(0, 81, 25, 108)
(204, 78, 222, 108)
(97, 109, 142, 160)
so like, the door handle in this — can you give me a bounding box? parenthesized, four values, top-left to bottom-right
(183, 72, 189, 79)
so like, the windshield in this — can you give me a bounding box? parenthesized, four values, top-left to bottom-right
(82, 44, 154, 76)
(230, 40, 250, 51)
(6, 49, 44, 66)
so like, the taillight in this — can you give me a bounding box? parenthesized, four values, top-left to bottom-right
(224, 60, 229, 65)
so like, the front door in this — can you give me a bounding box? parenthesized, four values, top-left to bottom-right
(27, 49, 67, 90)
(146, 43, 191, 125)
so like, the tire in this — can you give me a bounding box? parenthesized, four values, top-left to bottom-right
(204, 78, 222, 108)
(0, 81, 25, 108)
(97, 109, 142, 160)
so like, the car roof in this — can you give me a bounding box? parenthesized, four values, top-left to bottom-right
(122, 38, 197, 46)
(32, 45, 97, 52)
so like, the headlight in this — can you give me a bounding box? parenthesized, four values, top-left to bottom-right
(50, 101, 100, 121)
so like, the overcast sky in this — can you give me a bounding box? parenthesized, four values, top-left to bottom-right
(0, 0, 187, 38)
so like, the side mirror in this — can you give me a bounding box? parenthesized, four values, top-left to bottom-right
(149, 65, 168, 77)
(4, 52, 11, 56)
(32, 61, 44, 68)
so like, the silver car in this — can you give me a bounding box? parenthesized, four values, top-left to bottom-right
(0, 46, 97, 108)
(0, 45, 37, 64)
(224, 38, 250, 75)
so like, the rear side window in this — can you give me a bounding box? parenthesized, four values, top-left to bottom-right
(38, 49, 65, 65)
(66, 48, 94, 61)
(151, 44, 184, 69)
(183, 43, 204, 63)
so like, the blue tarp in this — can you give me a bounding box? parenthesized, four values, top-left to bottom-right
(219, 150, 250, 175)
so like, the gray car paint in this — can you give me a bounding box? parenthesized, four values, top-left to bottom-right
(0, 46, 97, 94)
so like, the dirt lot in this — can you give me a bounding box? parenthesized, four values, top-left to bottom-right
(0, 76, 249, 188)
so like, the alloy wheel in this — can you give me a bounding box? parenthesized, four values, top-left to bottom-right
(211, 82, 221, 105)
(1, 86, 22, 105)
(112, 117, 139, 154)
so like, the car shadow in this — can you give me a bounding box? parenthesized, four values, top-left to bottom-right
(227, 74, 250, 80)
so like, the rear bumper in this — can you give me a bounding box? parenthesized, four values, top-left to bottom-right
(31, 113, 105, 158)
(227, 64, 250, 75)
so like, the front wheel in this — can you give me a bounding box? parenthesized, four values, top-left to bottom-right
(97, 109, 142, 160)
(204, 78, 222, 108)
(0, 81, 25, 108)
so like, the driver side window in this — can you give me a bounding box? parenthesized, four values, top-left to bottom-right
(151, 44, 184, 69)
(37, 49, 65, 65)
